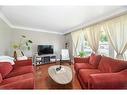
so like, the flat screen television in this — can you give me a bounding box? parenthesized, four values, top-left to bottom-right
(38, 45, 54, 55)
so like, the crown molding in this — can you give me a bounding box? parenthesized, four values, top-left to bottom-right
(11, 25, 63, 35)
(0, 11, 64, 35)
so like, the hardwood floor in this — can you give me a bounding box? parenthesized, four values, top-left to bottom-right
(35, 62, 82, 89)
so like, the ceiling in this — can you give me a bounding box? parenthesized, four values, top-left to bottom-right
(0, 6, 127, 34)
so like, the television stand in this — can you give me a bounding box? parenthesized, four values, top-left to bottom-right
(34, 54, 57, 65)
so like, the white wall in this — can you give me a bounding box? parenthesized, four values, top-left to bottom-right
(0, 17, 65, 59)
(12, 29, 65, 59)
(0, 18, 13, 56)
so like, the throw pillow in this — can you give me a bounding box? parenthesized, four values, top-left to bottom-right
(0, 62, 13, 78)
(89, 53, 102, 68)
(98, 56, 127, 73)
(0, 73, 3, 83)
(109, 59, 127, 73)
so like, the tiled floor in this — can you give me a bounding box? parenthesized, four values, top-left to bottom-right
(35, 62, 81, 89)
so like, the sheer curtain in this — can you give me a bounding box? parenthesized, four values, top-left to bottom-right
(103, 14, 127, 60)
(71, 30, 83, 56)
(83, 24, 102, 54)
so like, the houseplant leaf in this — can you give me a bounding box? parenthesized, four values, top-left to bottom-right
(13, 44, 18, 49)
(28, 40, 33, 43)
(26, 42, 28, 46)
(28, 46, 30, 50)
(21, 35, 26, 38)
(79, 51, 86, 57)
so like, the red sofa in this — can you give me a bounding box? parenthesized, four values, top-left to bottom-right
(74, 55, 127, 89)
(0, 59, 35, 89)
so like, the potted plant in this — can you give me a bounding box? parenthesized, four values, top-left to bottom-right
(79, 51, 86, 57)
(12, 35, 33, 59)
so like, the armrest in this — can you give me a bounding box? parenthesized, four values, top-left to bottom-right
(0, 78, 34, 89)
(88, 71, 127, 89)
(14, 59, 32, 67)
(74, 57, 90, 63)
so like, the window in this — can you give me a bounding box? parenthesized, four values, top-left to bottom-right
(98, 31, 109, 56)
(83, 41, 92, 56)
(82, 31, 110, 56)
(78, 31, 110, 57)
(82, 37, 92, 56)
(76, 33, 92, 56)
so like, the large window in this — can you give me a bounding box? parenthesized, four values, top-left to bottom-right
(83, 38, 92, 56)
(77, 33, 92, 56)
(81, 31, 110, 56)
(98, 31, 109, 56)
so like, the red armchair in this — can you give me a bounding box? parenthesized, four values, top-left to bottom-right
(0, 59, 35, 89)
(74, 55, 127, 89)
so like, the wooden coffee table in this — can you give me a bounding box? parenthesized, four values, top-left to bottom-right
(48, 65, 72, 84)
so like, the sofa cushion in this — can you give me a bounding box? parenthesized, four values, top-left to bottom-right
(74, 57, 90, 63)
(0, 73, 3, 83)
(89, 72, 127, 89)
(98, 56, 127, 73)
(74, 63, 95, 73)
(0, 62, 13, 78)
(5, 66, 34, 78)
(0, 73, 34, 89)
(89, 53, 101, 68)
(108, 59, 127, 73)
(79, 69, 101, 84)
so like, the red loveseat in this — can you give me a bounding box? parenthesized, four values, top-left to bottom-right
(0, 59, 35, 89)
(74, 55, 127, 89)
